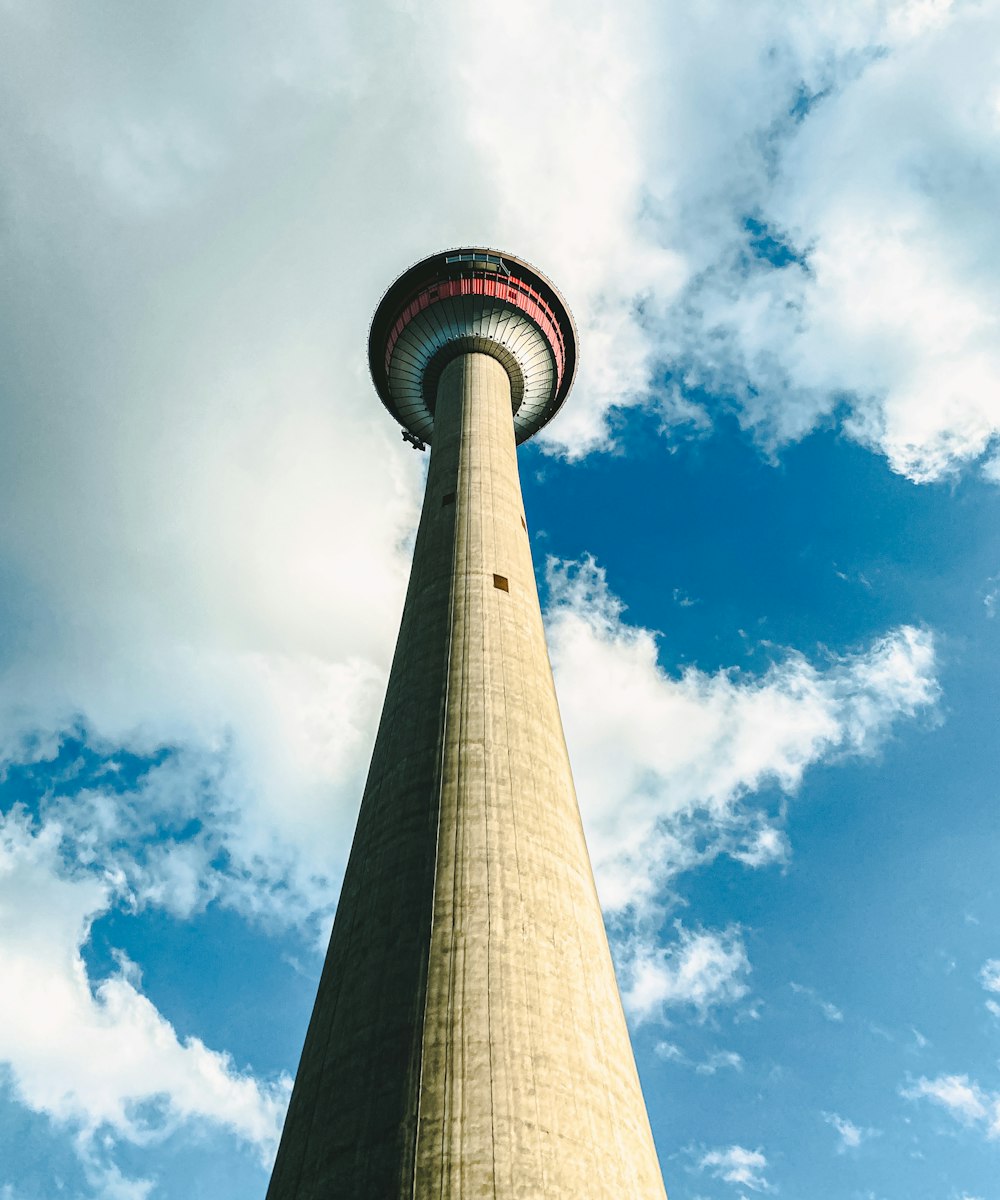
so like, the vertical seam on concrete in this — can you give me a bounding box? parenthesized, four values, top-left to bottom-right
(497, 411, 544, 1192)
(484, 359, 500, 1200)
(444, 365, 471, 1200)
(472, 358, 495, 1196)
(410, 382, 461, 1200)
(457, 359, 476, 1200)
(503, 437, 547, 1194)
(436, 356, 473, 1198)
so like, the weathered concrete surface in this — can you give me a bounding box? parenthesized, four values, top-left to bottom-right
(266, 352, 667, 1199)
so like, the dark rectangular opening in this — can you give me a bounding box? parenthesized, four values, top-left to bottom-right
(520, 515, 527, 531)
(493, 574, 509, 592)
(442, 492, 455, 506)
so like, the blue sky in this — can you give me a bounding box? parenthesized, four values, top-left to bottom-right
(2, 2, 1000, 1198)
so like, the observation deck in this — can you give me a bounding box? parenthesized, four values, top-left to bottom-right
(369, 248, 578, 446)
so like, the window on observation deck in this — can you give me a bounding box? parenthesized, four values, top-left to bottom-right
(445, 252, 510, 275)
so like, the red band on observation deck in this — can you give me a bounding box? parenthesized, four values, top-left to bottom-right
(383, 271, 567, 392)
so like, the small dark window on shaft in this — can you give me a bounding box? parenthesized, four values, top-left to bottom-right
(493, 574, 509, 592)
(442, 492, 455, 506)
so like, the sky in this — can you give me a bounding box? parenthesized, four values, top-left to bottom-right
(1, 1, 1000, 1197)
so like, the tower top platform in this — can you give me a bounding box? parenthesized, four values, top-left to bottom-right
(369, 247, 578, 446)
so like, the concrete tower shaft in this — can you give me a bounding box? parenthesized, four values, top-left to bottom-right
(266, 254, 667, 1199)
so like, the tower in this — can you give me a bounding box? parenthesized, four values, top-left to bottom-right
(266, 249, 667, 1199)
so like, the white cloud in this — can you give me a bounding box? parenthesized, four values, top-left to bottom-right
(649, 1, 1000, 484)
(823, 1111, 879, 1151)
(622, 926, 751, 1025)
(0, 808, 289, 1162)
(547, 556, 939, 920)
(0, 0, 463, 954)
(903, 1074, 1000, 1137)
(699, 1145, 771, 1192)
(732, 825, 791, 869)
(980, 959, 1000, 993)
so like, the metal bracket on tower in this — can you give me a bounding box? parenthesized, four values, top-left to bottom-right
(402, 430, 427, 452)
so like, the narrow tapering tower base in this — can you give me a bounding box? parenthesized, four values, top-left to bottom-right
(267, 352, 666, 1199)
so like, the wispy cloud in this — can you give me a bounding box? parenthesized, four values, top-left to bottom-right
(822, 1111, 879, 1152)
(902, 1074, 1000, 1138)
(654, 1040, 686, 1063)
(791, 981, 844, 1023)
(978, 960, 1000, 1020)
(652, 1042, 744, 1075)
(697, 1050, 746, 1076)
(548, 556, 939, 923)
(698, 1145, 772, 1192)
(544, 554, 937, 1030)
